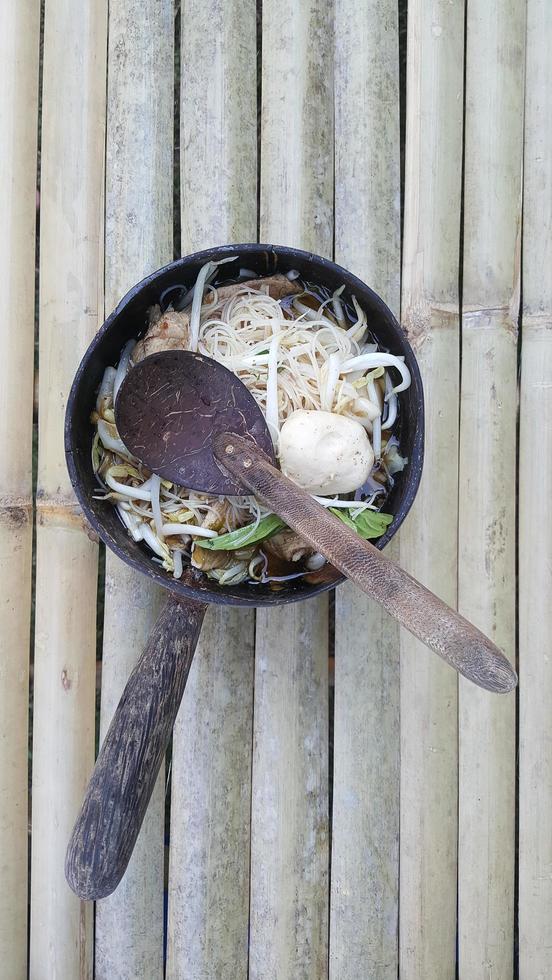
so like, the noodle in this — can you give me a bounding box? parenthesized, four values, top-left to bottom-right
(92, 269, 410, 584)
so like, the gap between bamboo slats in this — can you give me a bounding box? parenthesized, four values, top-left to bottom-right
(518, 1, 552, 975)
(165, 1, 258, 976)
(94, 3, 173, 977)
(29, 2, 107, 978)
(458, 0, 525, 976)
(399, 1, 464, 976)
(0, 3, 39, 977)
(249, 2, 332, 978)
(330, 1, 400, 976)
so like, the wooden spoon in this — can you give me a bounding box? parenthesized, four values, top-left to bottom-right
(116, 349, 516, 695)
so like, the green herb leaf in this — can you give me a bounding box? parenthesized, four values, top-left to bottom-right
(354, 509, 393, 538)
(195, 514, 285, 551)
(330, 507, 393, 540)
(329, 507, 357, 531)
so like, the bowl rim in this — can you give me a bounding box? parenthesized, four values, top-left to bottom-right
(65, 242, 424, 607)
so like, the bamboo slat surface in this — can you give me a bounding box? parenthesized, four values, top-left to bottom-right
(167, 609, 255, 979)
(29, 1, 107, 977)
(3, 1, 552, 976)
(0, 3, 39, 977)
(458, 0, 524, 975)
(249, 2, 332, 977)
(94, 2, 173, 976)
(518, 1, 552, 975)
(399, 1, 464, 976)
(330, 1, 400, 976)
(166, 2, 257, 977)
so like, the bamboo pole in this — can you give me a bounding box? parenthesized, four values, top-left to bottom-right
(166, 608, 255, 979)
(458, 0, 525, 975)
(29, 2, 107, 977)
(179, 0, 257, 252)
(330, 1, 400, 975)
(166, 2, 257, 975)
(399, 1, 464, 976)
(0, 2, 39, 977)
(95, 568, 164, 979)
(249, 602, 329, 980)
(94, 3, 173, 976)
(249, 3, 332, 976)
(518, 1, 552, 975)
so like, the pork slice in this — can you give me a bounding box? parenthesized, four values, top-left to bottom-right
(132, 309, 190, 362)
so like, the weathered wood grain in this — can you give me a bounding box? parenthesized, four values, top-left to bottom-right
(250, 600, 329, 980)
(0, 2, 39, 976)
(399, 0, 465, 976)
(216, 433, 514, 692)
(66, 596, 206, 900)
(458, 0, 525, 974)
(166, 2, 257, 976)
(180, 0, 257, 251)
(518, 1, 552, 975)
(95, 560, 164, 979)
(166, 608, 255, 980)
(29, 1, 107, 975)
(249, 2, 333, 976)
(331, 3, 401, 972)
(95, 1, 173, 974)
(331, 558, 400, 978)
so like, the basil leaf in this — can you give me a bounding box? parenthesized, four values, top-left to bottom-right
(329, 507, 357, 531)
(330, 506, 393, 540)
(354, 509, 393, 539)
(195, 514, 285, 551)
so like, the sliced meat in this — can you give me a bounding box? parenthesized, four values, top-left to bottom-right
(205, 274, 301, 307)
(264, 529, 314, 563)
(191, 547, 233, 572)
(201, 500, 231, 532)
(132, 309, 190, 362)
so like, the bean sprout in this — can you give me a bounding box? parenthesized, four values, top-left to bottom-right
(93, 267, 411, 585)
(113, 341, 135, 401)
(161, 523, 217, 538)
(173, 549, 183, 579)
(341, 352, 411, 395)
(381, 370, 398, 430)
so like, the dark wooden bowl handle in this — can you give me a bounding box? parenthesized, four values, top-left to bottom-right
(65, 594, 206, 900)
(214, 433, 517, 694)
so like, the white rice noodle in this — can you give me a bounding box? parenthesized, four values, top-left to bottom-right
(96, 280, 413, 581)
(189, 255, 237, 351)
(265, 332, 281, 446)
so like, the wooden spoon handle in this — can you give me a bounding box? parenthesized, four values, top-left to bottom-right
(214, 433, 516, 694)
(65, 594, 206, 900)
